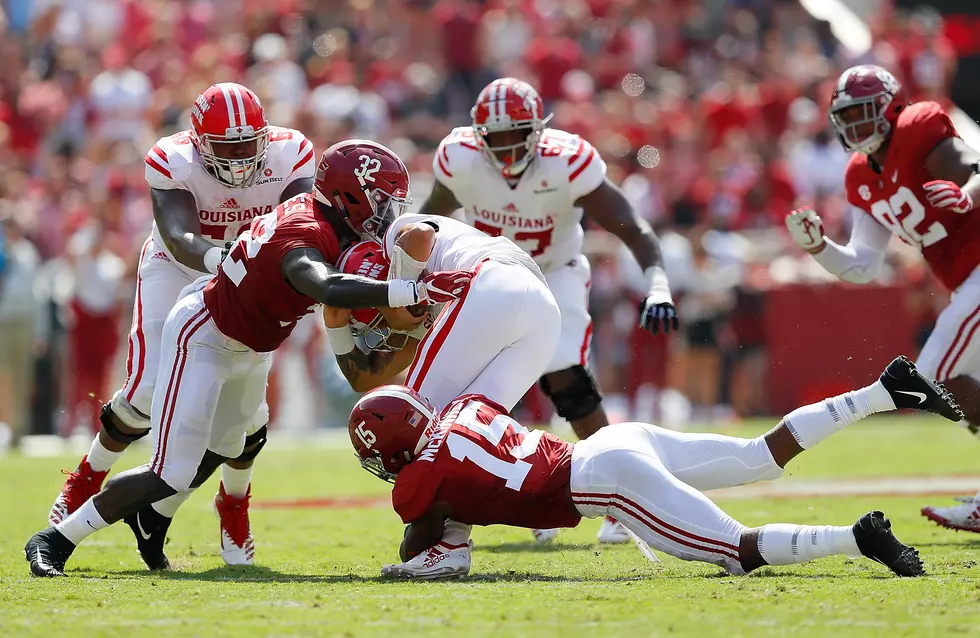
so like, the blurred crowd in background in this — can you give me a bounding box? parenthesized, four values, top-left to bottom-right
(0, 0, 960, 445)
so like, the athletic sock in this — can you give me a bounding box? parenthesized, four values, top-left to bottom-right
(757, 523, 862, 565)
(783, 381, 895, 449)
(221, 466, 252, 499)
(86, 437, 125, 473)
(55, 499, 109, 545)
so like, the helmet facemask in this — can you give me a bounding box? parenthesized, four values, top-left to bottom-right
(473, 114, 552, 178)
(351, 312, 413, 352)
(197, 128, 270, 188)
(829, 95, 892, 155)
(358, 185, 411, 243)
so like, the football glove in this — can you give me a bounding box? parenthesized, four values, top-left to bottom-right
(923, 180, 974, 214)
(785, 207, 827, 254)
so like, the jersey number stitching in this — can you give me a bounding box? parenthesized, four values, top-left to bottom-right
(869, 186, 948, 248)
(445, 402, 543, 491)
(473, 221, 554, 258)
(221, 194, 302, 286)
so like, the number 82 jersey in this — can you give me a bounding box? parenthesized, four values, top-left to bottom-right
(434, 127, 606, 274)
(844, 101, 980, 291)
(392, 395, 582, 530)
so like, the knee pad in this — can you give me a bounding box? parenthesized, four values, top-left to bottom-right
(540, 365, 603, 421)
(232, 424, 268, 463)
(100, 402, 151, 445)
(109, 390, 151, 431)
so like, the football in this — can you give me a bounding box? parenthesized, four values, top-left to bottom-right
(406, 303, 428, 318)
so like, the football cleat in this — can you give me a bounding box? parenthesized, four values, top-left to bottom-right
(921, 493, 980, 533)
(124, 505, 172, 570)
(852, 510, 924, 577)
(879, 356, 963, 422)
(25, 527, 75, 578)
(213, 483, 255, 565)
(381, 540, 472, 580)
(48, 455, 109, 526)
(597, 516, 631, 544)
(531, 528, 560, 544)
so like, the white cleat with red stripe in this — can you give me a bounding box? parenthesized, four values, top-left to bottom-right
(381, 540, 472, 580)
(921, 493, 980, 533)
(47, 456, 109, 526)
(532, 528, 560, 543)
(213, 483, 255, 565)
(597, 516, 631, 544)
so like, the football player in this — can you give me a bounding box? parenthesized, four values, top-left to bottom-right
(46, 83, 316, 566)
(785, 65, 980, 532)
(420, 77, 678, 543)
(25, 140, 473, 577)
(349, 358, 962, 580)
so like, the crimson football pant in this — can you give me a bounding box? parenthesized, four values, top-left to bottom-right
(570, 422, 784, 574)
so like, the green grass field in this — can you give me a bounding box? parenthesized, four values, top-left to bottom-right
(3, 416, 980, 638)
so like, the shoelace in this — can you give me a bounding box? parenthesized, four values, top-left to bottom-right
(218, 495, 251, 547)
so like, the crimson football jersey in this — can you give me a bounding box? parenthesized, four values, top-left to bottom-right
(392, 395, 581, 530)
(844, 101, 980, 291)
(204, 193, 341, 352)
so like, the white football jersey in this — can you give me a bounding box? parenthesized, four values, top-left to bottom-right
(144, 126, 316, 279)
(383, 214, 544, 283)
(433, 127, 606, 274)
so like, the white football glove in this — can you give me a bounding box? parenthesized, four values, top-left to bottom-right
(785, 207, 827, 255)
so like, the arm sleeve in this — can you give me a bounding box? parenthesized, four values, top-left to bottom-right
(811, 207, 892, 284)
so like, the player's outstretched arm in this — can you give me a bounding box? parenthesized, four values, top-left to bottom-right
(786, 207, 891, 284)
(577, 178, 677, 335)
(151, 188, 224, 274)
(418, 180, 462, 217)
(283, 247, 421, 309)
(924, 137, 980, 213)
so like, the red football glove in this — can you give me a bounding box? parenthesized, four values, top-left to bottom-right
(415, 270, 474, 304)
(923, 180, 974, 214)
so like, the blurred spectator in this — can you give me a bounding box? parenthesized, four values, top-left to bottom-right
(0, 0, 964, 433)
(0, 214, 43, 444)
(62, 220, 126, 437)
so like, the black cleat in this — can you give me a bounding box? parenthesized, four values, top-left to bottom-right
(852, 510, 924, 577)
(124, 506, 172, 570)
(25, 527, 75, 577)
(879, 356, 963, 422)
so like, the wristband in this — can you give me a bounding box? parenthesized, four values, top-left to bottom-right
(203, 246, 224, 275)
(387, 279, 419, 308)
(326, 326, 356, 355)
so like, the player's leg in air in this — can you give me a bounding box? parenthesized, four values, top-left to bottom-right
(26, 288, 271, 577)
(569, 356, 962, 577)
(914, 274, 980, 530)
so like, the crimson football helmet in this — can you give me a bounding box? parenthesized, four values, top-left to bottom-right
(337, 241, 418, 351)
(348, 385, 437, 482)
(828, 65, 907, 155)
(313, 139, 411, 243)
(190, 83, 270, 188)
(471, 78, 553, 178)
